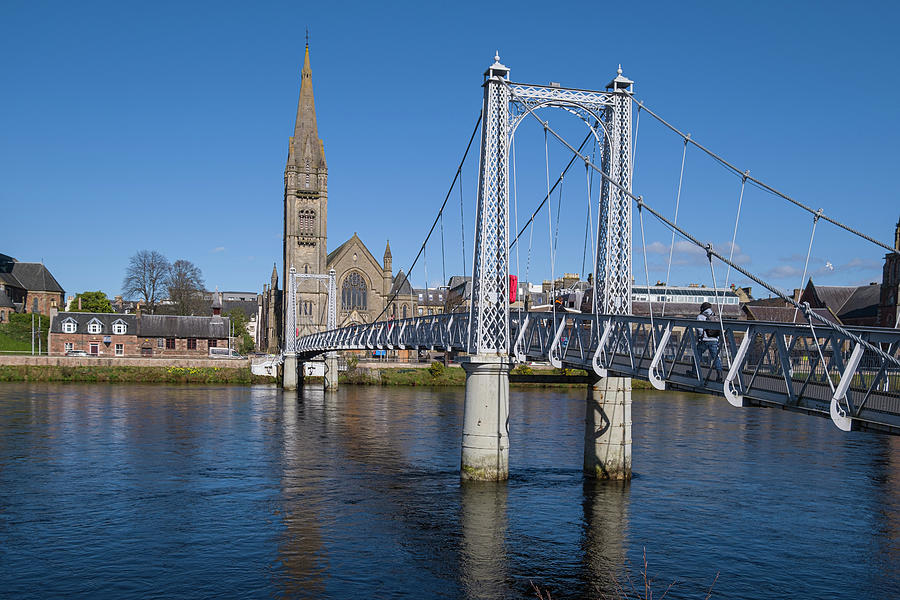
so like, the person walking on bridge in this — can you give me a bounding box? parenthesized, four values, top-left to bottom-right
(696, 302, 724, 382)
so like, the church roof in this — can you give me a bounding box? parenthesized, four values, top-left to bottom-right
(326, 237, 355, 264)
(287, 43, 326, 169)
(390, 270, 414, 296)
(0, 259, 64, 293)
(0, 287, 14, 308)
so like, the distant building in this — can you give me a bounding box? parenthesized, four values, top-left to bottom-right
(0, 253, 64, 316)
(878, 217, 900, 327)
(799, 279, 881, 327)
(49, 311, 230, 358)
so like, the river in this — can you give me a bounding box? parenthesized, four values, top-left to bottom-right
(0, 382, 897, 598)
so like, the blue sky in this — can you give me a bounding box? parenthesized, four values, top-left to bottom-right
(2, 1, 898, 300)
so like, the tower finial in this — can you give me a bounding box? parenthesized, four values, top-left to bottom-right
(494, 50, 501, 63)
(617, 64, 622, 75)
(306, 27, 309, 47)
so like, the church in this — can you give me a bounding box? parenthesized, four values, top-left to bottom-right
(258, 43, 417, 352)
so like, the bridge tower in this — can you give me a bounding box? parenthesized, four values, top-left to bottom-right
(463, 53, 634, 480)
(461, 53, 513, 481)
(584, 67, 634, 481)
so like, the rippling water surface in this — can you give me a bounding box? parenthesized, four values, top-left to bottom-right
(0, 382, 897, 598)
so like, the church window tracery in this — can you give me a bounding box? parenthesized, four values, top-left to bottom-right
(342, 272, 367, 311)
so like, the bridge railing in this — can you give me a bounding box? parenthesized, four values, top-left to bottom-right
(512, 312, 900, 433)
(297, 311, 900, 433)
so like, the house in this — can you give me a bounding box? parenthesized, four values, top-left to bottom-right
(799, 279, 881, 327)
(0, 253, 64, 315)
(49, 312, 230, 358)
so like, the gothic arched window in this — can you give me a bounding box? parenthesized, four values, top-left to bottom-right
(402, 304, 408, 319)
(342, 272, 367, 311)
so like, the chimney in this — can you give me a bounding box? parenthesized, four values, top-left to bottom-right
(78, 296, 82, 310)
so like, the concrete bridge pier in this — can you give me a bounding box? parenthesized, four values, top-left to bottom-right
(324, 352, 339, 392)
(283, 354, 299, 390)
(460, 355, 511, 481)
(584, 374, 632, 480)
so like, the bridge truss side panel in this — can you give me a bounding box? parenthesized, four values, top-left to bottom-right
(597, 92, 633, 316)
(469, 69, 511, 355)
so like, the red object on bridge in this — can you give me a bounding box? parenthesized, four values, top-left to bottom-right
(509, 275, 518, 303)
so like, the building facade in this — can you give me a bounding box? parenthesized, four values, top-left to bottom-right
(49, 312, 230, 358)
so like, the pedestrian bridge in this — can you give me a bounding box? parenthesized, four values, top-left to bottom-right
(297, 311, 900, 436)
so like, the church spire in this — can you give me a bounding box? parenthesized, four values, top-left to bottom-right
(271, 263, 279, 289)
(288, 43, 326, 168)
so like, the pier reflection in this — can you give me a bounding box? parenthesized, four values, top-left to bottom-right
(580, 479, 629, 597)
(460, 481, 509, 600)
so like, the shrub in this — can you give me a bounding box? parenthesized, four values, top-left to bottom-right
(428, 361, 445, 378)
(511, 363, 534, 376)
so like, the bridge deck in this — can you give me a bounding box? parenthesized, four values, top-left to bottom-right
(296, 312, 900, 435)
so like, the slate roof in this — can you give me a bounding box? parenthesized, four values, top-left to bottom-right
(742, 305, 839, 325)
(326, 237, 355, 264)
(807, 284, 856, 313)
(389, 270, 413, 296)
(0, 259, 64, 293)
(838, 284, 881, 321)
(50, 312, 137, 334)
(222, 299, 257, 319)
(138, 315, 230, 339)
(0, 287, 15, 308)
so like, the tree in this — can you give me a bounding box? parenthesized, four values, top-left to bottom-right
(69, 291, 113, 313)
(122, 250, 170, 314)
(226, 308, 256, 355)
(166, 259, 206, 315)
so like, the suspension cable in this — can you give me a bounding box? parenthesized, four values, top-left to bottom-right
(792, 210, 822, 324)
(439, 212, 446, 288)
(512, 134, 522, 318)
(638, 203, 656, 351)
(630, 96, 897, 254)
(707, 251, 733, 370)
(371, 112, 481, 324)
(544, 124, 556, 323)
(459, 158, 467, 279)
(510, 131, 594, 250)
(503, 91, 900, 369)
(723, 172, 748, 292)
(661, 138, 689, 317)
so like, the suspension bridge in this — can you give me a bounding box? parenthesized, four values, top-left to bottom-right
(281, 53, 900, 481)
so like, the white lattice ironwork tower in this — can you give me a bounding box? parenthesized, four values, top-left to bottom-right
(469, 53, 512, 355)
(596, 67, 634, 315)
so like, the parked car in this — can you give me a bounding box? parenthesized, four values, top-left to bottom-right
(209, 347, 244, 359)
(66, 350, 90, 357)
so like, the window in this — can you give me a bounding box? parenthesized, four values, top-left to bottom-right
(209, 339, 217, 348)
(113, 321, 127, 335)
(62, 320, 76, 333)
(89, 343, 99, 355)
(402, 304, 408, 319)
(157, 338, 164, 348)
(341, 272, 367, 310)
(165, 338, 176, 350)
(187, 338, 197, 350)
(298, 209, 316, 239)
(418, 307, 423, 316)
(115, 344, 124, 356)
(87, 321, 102, 334)
(65, 342, 73, 353)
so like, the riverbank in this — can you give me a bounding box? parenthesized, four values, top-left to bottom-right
(0, 364, 271, 384)
(340, 363, 654, 389)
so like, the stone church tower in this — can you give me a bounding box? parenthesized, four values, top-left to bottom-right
(284, 43, 329, 336)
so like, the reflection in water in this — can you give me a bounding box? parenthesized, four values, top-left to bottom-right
(580, 480, 628, 597)
(275, 388, 326, 598)
(0, 383, 897, 599)
(460, 482, 509, 599)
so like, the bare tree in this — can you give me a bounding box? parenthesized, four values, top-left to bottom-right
(122, 250, 170, 314)
(166, 259, 206, 315)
